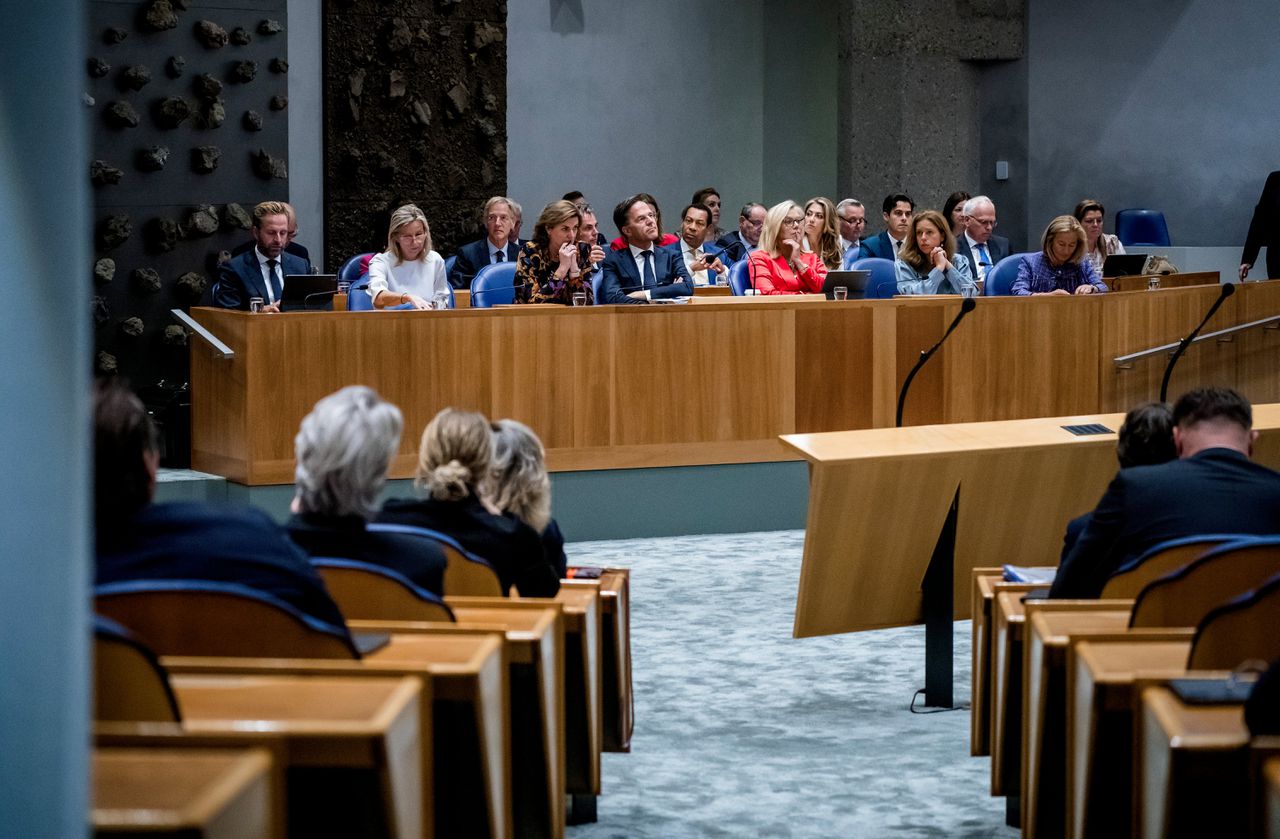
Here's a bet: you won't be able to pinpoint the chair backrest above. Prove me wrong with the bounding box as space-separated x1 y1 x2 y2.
727 260 751 295
984 253 1027 296
470 261 519 308
93 615 182 723
338 252 374 284
94 580 359 659
1130 537 1280 628
591 272 604 302
312 557 456 622
1115 209 1171 247
1188 571 1280 669
444 254 457 278
1100 534 1245 598
367 523 504 596
850 257 897 299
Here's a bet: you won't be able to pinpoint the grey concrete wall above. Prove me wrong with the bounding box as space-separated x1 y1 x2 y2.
288 0 325 267
0 3 91 833
1026 0 1280 249
507 0 766 237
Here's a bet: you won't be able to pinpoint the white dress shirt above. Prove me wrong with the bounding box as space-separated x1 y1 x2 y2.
255 248 281 303
965 233 993 282
680 239 711 285
366 250 449 303
628 243 658 301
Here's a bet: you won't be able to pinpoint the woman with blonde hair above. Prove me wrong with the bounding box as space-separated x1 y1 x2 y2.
1011 215 1109 296
378 407 559 596
514 200 598 305
1073 198 1126 275
487 419 567 577
802 197 843 270
367 204 450 309
895 210 976 295
745 200 828 294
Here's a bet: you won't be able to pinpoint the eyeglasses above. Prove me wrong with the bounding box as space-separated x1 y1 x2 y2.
841 216 866 225
782 217 804 227
972 218 998 229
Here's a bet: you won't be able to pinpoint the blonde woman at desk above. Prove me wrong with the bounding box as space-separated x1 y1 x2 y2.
367 204 449 309
895 210 976 295
746 200 828 295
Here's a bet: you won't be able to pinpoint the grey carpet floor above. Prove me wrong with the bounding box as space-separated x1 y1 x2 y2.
564 529 1016 838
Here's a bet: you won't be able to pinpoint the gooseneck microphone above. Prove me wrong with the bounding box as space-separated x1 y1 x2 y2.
1159 282 1236 402
896 297 977 427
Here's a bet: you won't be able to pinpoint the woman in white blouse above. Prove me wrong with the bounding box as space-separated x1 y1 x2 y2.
367 204 449 309
1073 198 1126 275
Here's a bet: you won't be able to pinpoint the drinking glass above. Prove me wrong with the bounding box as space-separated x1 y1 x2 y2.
833 286 848 301
249 297 264 313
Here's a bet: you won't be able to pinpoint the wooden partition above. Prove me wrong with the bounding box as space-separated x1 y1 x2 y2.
190 279 1280 485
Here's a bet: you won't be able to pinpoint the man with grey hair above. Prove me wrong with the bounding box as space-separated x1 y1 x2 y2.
449 195 524 289
714 202 766 262
836 198 867 267
955 195 1010 286
287 386 446 595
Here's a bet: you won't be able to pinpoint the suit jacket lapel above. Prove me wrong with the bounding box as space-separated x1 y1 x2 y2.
243 251 270 299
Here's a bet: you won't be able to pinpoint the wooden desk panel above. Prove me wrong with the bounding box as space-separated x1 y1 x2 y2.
1108 271 1218 292
190 279 1280 484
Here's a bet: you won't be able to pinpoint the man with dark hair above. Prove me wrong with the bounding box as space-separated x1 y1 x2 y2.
94 379 349 631
663 203 727 286
862 193 915 261
716 202 765 261
599 195 693 304
1050 387 1280 599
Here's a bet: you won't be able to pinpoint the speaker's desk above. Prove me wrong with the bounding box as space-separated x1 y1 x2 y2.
188 279 1280 485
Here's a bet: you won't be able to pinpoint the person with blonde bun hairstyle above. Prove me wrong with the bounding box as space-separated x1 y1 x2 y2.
377 408 559 596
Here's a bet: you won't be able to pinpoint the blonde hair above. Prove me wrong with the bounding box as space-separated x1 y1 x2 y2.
898 210 956 275
1041 215 1086 264
386 204 432 266
415 407 491 502
804 197 842 270
486 419 552 533
758 200 802 256
253 200 291 228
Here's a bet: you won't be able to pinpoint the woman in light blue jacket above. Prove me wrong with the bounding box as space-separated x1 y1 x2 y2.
895 209 976 296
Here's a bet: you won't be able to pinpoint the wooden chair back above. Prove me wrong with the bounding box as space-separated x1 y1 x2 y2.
313 558 456 622
1131 540 1280 628
1100 535 1240 598
93 616 182 723
95 581 359 660
1188 571 1280 669
367 523 505 597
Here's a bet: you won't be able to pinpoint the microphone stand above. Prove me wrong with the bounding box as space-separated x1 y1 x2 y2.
1158 282 1235 402
896 297 977 427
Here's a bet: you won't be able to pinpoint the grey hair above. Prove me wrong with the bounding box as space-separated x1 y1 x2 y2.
835 198 863 213
294 386 403 518
487 419 552 533
962 195 994 216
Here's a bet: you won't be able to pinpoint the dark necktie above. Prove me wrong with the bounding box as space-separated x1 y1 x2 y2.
266 258 282 301
641 250 656 290
494 249 504 264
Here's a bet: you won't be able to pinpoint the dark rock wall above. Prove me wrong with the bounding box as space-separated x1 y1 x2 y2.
323 0 507 268
89 0 289 384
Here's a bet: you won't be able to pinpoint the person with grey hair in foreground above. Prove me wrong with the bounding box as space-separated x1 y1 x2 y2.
488 419 568 578
287 385 447 595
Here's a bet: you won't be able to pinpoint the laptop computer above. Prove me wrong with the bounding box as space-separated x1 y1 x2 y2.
281 274 338 311
821 269 872 300
1101 254 1150 278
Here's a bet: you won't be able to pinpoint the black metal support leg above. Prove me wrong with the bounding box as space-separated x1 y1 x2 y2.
922 489 959 708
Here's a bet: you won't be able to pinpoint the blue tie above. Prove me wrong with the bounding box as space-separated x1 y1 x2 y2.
266 258 282 301
641 250 656 290
977 244 991 274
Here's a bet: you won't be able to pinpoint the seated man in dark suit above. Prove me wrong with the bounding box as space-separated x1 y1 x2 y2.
861 193 915 260
1050 387 1280 599
448 195 523 289
565 191 608 247
93 380 348 632
599 194 694 304
287 385 446 595
954 195 1011 286
662 202 728 286
228 200 310 263
1059 401 1177 562
715 202 765 262
213 200 313 311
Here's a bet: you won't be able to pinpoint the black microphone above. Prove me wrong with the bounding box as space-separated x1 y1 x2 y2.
302 289 338 310
896 297 977 427
1158 282 1236 402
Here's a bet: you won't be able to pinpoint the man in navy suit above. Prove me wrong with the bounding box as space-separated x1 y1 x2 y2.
714 202 765 262
599 195 693 304
213 201 312 311
862 193 915 261
954 196 1010 286
92 380 350 633
1049 387 1280 599
662 203 728 286
837 198 868 267
228 201 310 263
448 196 523 289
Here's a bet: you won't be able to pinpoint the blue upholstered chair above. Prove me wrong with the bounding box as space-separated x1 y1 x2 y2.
727 260 752 295
1115 209 1171 247
444 254 457 278
984 253 1028 296
850 257 898 299
310 557 456 622
469 261 519 308
368 522 504 596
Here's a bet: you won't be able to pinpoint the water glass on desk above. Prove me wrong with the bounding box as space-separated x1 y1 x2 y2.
572 291 587 306
833 286 848 301
249 297 264 313
433 291 451 310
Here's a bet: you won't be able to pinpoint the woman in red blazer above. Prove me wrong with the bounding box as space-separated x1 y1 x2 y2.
745 200 828 294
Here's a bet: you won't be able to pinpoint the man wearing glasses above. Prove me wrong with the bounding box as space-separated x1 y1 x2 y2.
836 198 867 267
955 195 1010 286
715 202 766 262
